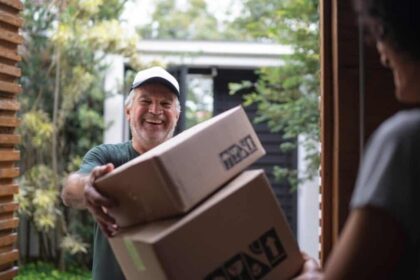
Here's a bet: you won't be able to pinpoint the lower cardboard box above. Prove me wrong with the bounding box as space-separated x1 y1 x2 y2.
110 169 303 280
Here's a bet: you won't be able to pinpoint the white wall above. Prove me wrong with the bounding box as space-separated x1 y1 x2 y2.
297 134 320 261
103 55 125 144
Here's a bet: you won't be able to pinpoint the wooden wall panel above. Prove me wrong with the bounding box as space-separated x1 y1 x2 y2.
0 0 23 278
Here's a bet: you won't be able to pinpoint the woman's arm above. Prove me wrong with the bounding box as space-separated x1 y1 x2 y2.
324 206 406 280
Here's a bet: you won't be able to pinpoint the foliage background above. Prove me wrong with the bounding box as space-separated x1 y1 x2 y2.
17 0 139 271
229 0 320 187
15 262 91 280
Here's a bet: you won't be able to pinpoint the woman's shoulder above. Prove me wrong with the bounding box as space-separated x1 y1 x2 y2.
374 109 420 142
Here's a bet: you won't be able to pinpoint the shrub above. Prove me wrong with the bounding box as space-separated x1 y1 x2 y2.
15 262 91 280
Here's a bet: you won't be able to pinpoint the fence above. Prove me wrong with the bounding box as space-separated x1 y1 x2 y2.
0 0 23 279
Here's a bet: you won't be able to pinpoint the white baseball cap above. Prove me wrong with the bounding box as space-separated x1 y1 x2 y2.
130 66 180 97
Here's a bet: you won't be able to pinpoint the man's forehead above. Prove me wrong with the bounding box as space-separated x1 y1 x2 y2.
135 87 177 100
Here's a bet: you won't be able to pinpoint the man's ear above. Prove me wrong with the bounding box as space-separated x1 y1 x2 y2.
125 106 131 122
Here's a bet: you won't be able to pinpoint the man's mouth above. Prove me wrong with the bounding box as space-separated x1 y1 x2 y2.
144 119 164 125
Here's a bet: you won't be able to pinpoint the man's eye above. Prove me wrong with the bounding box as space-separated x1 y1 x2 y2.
139 99 151 104
161 102 171 108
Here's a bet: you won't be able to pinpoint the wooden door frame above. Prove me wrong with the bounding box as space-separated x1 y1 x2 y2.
320 0 362 264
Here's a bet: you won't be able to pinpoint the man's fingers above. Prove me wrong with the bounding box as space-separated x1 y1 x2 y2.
84 183 116 208
98 221 118 238
98 222 111 237
84 164 119 237
87 204 116 225
86 164 117 207
91 164 114 181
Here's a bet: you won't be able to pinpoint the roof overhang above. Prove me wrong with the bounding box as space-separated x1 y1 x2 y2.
135 40 292 69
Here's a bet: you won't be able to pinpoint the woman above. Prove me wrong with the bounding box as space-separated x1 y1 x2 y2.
295 0 420 278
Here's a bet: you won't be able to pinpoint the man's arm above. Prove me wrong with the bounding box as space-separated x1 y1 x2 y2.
61 163 119 237
62 172 89 209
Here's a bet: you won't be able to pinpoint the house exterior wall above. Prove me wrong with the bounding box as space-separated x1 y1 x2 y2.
213 68 298 236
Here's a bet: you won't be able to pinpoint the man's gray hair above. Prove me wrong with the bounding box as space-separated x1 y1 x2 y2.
125 88 181 113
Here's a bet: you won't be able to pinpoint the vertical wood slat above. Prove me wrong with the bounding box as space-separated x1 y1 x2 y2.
320 0 361 263
319 0 333 265
333 3 362 247
0 0 23 278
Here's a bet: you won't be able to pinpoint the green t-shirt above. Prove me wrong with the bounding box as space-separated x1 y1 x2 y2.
79 141 140 280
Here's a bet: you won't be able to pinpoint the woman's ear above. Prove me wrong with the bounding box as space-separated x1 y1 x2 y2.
376 41 391 68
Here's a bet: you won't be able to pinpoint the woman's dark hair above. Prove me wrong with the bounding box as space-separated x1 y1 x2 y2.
354 0 420 60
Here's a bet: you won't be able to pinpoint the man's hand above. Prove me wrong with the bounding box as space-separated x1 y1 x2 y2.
84 163 119 237
292 252 323 280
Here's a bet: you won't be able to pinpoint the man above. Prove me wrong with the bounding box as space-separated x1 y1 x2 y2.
61 66 181 280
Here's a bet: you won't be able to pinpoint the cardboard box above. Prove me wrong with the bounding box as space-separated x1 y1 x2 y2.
96 106 266 227
110 170 303 280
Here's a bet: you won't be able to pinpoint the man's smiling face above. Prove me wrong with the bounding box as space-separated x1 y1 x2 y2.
125 83 180 153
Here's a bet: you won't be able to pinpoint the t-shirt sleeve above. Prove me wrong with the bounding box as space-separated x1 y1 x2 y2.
78 146 108 174
350 115 420 243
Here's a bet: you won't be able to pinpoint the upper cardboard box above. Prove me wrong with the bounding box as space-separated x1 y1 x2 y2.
96 106 266 227
110 170 303 280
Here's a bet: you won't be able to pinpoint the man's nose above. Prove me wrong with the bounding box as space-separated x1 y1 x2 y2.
148 102 162 114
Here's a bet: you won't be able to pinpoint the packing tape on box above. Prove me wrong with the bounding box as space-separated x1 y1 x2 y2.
124 239 146 271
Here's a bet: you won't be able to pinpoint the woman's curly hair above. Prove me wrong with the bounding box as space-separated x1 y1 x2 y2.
354 0 420 60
